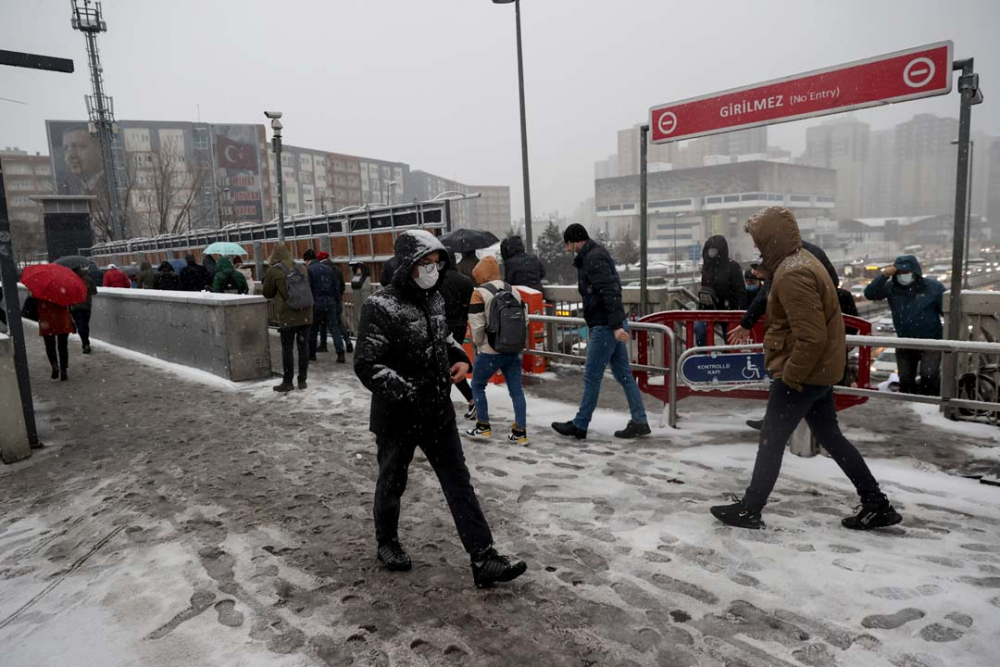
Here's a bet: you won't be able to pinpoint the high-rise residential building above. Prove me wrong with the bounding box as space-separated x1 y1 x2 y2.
0 148 55 262
470 185 512 239
894 113 960 217
863 129 896 217
799 118 870 219
612 125 768 177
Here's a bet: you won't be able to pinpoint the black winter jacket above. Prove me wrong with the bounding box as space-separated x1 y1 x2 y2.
180 262 210 292
438 266 475 331
574 240 626 329
153 262 182 291
740 240 841 330
699 235 745 310
501 236 545 291
307 261 339 309
355 230 470 437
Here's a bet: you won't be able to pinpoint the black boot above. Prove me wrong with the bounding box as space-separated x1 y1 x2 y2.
51 365 59 380
471 546 527 588
614 420 651 439
377 538 412 572
336 353 346 364
59 369 68 382
298 379 308 390
746 418 764 430
317 344 329 353
842 502 902 530
710 500 764 530
551 421 587 440
345 341 354 353
82 344 91 355
273 382 295 393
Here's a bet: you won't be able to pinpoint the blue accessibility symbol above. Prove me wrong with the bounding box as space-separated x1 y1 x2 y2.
681 352 770 386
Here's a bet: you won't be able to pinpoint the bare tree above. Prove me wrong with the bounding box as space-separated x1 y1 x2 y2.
90 155 137 243
135 146 211 238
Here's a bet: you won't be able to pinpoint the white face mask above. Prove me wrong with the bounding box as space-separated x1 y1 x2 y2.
897 273 915 286
414 264 440 290
707 248 719 259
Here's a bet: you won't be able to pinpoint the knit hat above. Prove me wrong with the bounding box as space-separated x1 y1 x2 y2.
303 249 317 261
563 223 589 244
317 251 330 261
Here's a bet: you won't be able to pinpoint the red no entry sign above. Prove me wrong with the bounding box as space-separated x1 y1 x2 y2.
650 41 953 144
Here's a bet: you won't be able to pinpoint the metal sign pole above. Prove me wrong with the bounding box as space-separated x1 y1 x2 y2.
639 124 649 315
942 58 982 415
0 170 40 457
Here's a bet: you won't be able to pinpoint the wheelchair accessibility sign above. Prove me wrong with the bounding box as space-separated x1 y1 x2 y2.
680 351 770 388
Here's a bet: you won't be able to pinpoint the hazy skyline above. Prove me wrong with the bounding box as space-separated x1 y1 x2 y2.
2 0 998 219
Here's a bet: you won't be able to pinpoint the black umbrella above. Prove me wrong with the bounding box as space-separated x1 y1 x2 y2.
439 229 500 254
54 255 94 270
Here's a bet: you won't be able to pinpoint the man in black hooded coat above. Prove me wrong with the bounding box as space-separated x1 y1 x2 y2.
500 236 545 292
695 235 746 345
354 230 527 588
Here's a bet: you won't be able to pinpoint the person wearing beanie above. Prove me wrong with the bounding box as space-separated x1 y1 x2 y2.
465 256 529 445
303 248 345 363
551 224 651 440
317 250 353 354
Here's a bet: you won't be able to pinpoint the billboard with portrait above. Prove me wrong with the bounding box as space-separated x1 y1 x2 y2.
46 120 106 198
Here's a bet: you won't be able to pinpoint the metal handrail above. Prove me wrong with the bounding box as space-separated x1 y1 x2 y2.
678 336 1000 413
526 314 678 428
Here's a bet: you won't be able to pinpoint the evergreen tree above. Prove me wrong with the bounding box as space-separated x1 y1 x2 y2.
614 229 640 270
536 220 575 284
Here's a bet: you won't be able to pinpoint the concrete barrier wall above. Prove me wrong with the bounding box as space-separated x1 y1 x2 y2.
0 333 31 463
18 285 272 382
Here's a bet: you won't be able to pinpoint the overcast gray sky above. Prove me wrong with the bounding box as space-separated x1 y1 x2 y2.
2 0 998 218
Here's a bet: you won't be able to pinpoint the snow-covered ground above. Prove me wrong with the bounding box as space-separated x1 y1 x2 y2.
1 333 999 667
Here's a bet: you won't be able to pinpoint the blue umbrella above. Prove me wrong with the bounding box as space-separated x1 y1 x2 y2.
168 259 187 274
204 241 248 256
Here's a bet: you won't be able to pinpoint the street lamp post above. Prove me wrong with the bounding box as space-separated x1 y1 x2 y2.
493 0 533 251
265 111 285 242
952 139 975 288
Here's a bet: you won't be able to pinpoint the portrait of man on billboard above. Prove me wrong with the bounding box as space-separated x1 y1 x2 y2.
48 122 106 196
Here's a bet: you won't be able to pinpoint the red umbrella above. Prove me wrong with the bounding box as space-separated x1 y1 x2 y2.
20 264 88 307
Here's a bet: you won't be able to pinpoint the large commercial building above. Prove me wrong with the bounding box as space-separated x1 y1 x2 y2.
0 148 55 262
595 160 837 263
610 125 768 178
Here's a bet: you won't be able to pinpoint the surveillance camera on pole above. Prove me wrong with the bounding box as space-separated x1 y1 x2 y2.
263 111 282 119
265 110 286 241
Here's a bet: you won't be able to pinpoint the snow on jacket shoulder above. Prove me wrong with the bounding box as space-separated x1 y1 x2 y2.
354 230 470 436
469 256 521 354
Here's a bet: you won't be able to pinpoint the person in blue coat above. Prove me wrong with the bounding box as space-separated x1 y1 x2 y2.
304 249 345 363
864 255 945 396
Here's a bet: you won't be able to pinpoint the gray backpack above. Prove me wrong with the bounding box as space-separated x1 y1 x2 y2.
484 283 527 354
280 263 314 311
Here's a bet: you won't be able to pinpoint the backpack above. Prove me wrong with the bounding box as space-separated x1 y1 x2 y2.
483 282 527 354
279 263 314 311
697 285 719 310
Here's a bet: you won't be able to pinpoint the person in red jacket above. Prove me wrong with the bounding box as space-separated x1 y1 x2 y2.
38 299 75 381
102 264 131 289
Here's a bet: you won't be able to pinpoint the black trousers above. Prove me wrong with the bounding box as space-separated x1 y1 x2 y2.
743 380 887 511
44 334 69 370
70 309 91 347
450 325 474 403
279 325 310 384
897 349 941 396
374 425 493 554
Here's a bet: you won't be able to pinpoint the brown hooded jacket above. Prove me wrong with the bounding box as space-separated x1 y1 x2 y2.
745 207 844 390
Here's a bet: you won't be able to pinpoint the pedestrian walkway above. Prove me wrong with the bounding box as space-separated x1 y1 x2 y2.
1 332 998 667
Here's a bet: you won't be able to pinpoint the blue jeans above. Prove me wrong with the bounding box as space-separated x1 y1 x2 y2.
694 320 729 347
573 325 648 430
470 352 527 429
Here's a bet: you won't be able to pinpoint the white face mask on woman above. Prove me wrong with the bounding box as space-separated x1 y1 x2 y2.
897 273 915 286
414 264 440 290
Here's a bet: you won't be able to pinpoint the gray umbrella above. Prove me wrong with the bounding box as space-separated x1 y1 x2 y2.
54 255 94 270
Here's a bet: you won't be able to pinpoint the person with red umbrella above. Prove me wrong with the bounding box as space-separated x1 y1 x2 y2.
20 264 88 381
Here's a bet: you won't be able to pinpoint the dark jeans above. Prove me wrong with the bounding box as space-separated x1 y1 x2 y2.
897 349 941 396
311 305 343 355
574 324 648 430
280 325 310 384
374 426 493 554
743 380 887 510
450 325 473 403
44 334 69 370
70 309 91 348
694 321 729 347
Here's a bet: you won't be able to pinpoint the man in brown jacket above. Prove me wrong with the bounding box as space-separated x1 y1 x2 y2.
711 207 901 531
